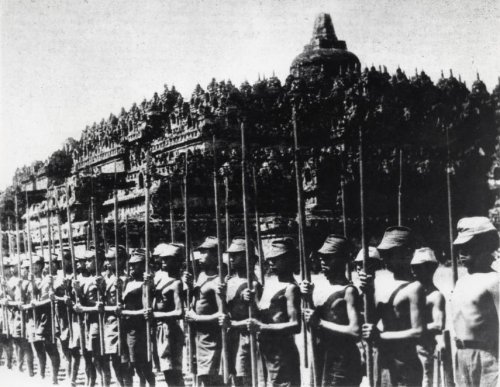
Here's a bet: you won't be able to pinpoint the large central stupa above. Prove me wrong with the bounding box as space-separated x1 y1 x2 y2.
290 13 360 81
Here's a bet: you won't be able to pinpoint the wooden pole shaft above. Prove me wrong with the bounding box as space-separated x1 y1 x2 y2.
65 181 87 351
212 135 230 383
240 119 258 387
252 167 265 286
359 126 374 387
446 126 457 285
46 200 56 343
144 167 152 362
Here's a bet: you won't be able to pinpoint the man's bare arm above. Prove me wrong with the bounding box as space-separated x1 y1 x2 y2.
318 285 361 338
428 291 445 333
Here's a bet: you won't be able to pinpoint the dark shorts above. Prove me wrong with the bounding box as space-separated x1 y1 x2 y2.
259 334 301 387
125 318 149 363
376 343 422 387
317 338 363 387
455 348 498 387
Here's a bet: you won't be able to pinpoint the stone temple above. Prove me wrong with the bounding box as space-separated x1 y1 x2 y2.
290 13 360 82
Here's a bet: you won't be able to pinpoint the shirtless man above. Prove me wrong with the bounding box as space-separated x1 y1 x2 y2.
451 217 499 386
152 243 185 386
410 247 445 387
220 237 261 387
185 236 224 387
361 226 426 387
0 257 14 370
103 246 133 387
301 235 363 386
8 257 34 376
121 249 156 387
73 249 106 387
24 254 60 384
247 237 301 387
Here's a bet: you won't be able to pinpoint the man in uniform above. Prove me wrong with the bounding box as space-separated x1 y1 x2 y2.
300 235 363 386
221 237 261 387
410 247 445 387
247 237 302 387
184 236 224 387
152 243 185 386
361 226 426 387
451 217 499 386
103 246 133 387
121 249 156 387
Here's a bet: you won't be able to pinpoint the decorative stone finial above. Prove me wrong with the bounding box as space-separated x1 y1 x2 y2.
311 13 338 48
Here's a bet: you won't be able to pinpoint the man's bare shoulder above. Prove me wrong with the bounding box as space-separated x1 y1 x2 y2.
400 280 425 299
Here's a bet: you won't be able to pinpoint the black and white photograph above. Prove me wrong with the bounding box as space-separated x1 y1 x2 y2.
0 1 499 386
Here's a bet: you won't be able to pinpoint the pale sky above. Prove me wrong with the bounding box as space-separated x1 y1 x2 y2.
1 0 499 190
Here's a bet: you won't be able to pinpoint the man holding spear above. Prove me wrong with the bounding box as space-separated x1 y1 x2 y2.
219 237 261 387
300 235 363 387
361 226 426 387
103 246 133 387
185 236 225 387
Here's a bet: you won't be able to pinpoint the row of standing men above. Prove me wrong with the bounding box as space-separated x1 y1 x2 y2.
0 216 498 387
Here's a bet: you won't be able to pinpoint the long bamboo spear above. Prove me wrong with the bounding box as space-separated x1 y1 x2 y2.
224 176 230 250
398 148 403 226
340 163 352 281
446 125 457 285
7 218 13 257
65 180 87 351
101 215 108 254
90 176 106 355
292 104 317 377
169 182 175 243
0 228 9 337
212 135 230 383
252 167 265 285
46 198 57 343
25 191 37 340
113 165 122 355
183 154 197 385
14 190 26 339
125 215 130 276
359 125 374 387
240 118 258 387
56 202 73 342
144 153 152 362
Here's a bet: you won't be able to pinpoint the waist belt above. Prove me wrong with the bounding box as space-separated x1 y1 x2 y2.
455 339 498 351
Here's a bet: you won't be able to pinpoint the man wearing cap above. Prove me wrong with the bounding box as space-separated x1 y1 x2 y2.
219 237 261 387
0 257 14 370
8 258 34 376
65 249 88 387
152 243 185 386
23 254 61 384
300 235 363 386
184 236 225 387
451 217 499 386
73 249 106 387
121 248 156 386
246 237 301 387
361 226 426 387
102 246 133 387
410 247 445 387
51 249 74 384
